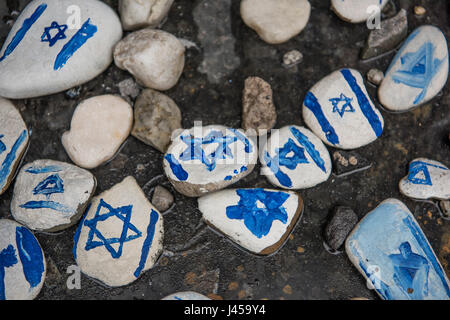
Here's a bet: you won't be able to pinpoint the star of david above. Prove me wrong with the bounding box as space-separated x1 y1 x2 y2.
179 130 237 171
330 93 355 117
32 174 64 197
84 199 142 259
41 21 68 47
407 161 448 186
392 42 445 105
226 189 289 238
0 135 5 155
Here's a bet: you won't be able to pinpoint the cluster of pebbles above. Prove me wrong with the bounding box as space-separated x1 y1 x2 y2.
0 0 449 300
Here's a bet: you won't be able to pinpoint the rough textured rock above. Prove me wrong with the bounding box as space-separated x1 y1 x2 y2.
62 95 133 169
242 77 277 135
11 160 96 232
361 9 408 60
132 89 182 153
198 189 303 255
73 176 164 287
331 0 389 24
324 206 358 251
0 98 29 195
260 125 332 189
240 0 311 44
163 125 258 197
119 0 174 31
0 219 46 300
332 150 372 177
379 25 449 111
151 185 174 212
303 68 384 150
0 0 122 99
114 29 185 91
283 50 303 67
367 69 384 85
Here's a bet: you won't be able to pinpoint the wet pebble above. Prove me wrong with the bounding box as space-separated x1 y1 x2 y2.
324 206 359 251
151 185 174 212
119 0 174 31
62 95 133 169
114 29 185 91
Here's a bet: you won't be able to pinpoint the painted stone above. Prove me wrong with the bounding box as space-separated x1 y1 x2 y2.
399 158 450 200
0 0 122 99
162 291 210 300
379 26 449 112
240 0 311 44
62 95 133 169
163 125 258 197
11 160 96 232
198 188 303 255
260 125 332 189
0 219 46 300
302 68 384 150
0 98 29 195
119 0 174 31
73 176 164 287
331 0 389 24
346 198 450 300
131 89 182 153
114 29 185 91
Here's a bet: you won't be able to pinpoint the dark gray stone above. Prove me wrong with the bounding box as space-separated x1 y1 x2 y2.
324 206 359 251
332 151 372 177
361 9 408 60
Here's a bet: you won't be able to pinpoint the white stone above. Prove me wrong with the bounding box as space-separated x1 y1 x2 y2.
240 0 311 44
198 188 303 255
399 158 450 200
73 176 164 287
260 125 332 189
62 95 133 169
302 68 385 150
0 0 122 99
0 98 29 195
119 0 174 31
163 125 258 197
378 26 449 112
0 219 46 300
331 0 389 23
11 160 96 232
162 291 211 300
114 29 185 91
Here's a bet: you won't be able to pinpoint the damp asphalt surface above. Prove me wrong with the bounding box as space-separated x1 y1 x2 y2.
0 0 449 300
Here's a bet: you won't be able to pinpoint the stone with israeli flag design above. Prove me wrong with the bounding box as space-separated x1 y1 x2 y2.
73 176 164 287
399 158 450 200
302 68 384 150
198 188 303 255
0 219 46 300
11 159 97 232
0 98 29 196
260 125 331 189
346 198 450 300
331 0 389 24
163 125 258 197
0 0 122 99
378 26 449 112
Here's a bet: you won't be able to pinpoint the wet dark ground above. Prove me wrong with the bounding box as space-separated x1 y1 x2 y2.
0 0 449 300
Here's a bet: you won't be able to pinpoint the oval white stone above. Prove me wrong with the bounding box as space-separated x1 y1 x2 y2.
260 125 332 189
378 26 449 112
331 0 389 23
119 0 174 31
11 159 96 232
62 95 133 169
162 291 211 300
302 68 384 150
0 0 122 99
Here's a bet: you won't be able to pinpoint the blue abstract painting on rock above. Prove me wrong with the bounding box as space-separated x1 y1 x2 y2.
346 199 450 300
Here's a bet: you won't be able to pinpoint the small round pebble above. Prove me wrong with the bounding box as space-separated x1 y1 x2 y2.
367 69 384 86
414 6 426 16
283 50 303 67
151 185 174 212
114 29 185 91
119 0 174 31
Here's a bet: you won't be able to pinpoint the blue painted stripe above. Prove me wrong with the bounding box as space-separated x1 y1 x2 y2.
0 4 47 62
133 209 159 278
341 69 383 138
73 203 91 261
403 215 450 297
0 245 18 300
164 154 188 181
15 226 44 289
290 126 326 173
25 165 62 174
20 201 73 214
54 18 97 70
304 92 340 145
0 130 28 191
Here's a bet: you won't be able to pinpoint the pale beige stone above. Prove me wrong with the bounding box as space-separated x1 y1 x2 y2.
119 0 174 31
